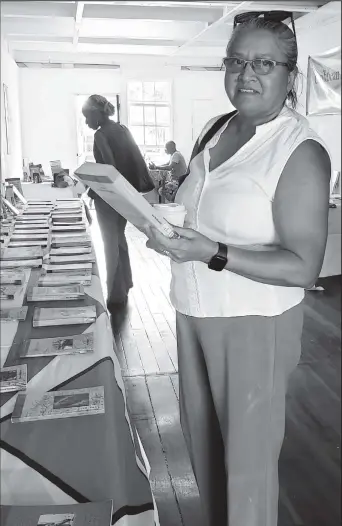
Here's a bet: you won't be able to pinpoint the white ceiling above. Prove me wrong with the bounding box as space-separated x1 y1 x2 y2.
0 1 334 67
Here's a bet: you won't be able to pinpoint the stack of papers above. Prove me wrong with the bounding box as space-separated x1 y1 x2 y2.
20 332 94 357
33 305 96 326
0 364 27 393
0 306 28 321
11 386 105 422
27 285 85 302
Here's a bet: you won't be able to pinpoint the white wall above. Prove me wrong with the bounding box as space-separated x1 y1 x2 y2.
19 64 231 174
1 37 23 181
296 1 341 170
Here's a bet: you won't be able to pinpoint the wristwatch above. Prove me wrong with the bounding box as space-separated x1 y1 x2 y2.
208 242 228 271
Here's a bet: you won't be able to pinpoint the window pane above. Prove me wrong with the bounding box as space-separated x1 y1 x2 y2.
130 126 144 145
129 105 144 125
156 106 170 126
143 82 155 102
128 81 143 101
144 106 156 125
145 126 157 146
156 127 170 146
154 82 170 101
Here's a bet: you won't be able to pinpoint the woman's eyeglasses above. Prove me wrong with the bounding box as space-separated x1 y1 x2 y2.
223 57 289 75
233 10 297 39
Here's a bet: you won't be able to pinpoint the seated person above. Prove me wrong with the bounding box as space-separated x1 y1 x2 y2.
149 141 187 201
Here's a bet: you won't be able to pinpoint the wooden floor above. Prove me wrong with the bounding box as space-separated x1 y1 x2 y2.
93 218 341 526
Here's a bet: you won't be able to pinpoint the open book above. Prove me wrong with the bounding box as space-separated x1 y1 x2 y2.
74 162 179 238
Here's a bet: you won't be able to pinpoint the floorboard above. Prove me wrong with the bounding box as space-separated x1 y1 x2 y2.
92 215 341 526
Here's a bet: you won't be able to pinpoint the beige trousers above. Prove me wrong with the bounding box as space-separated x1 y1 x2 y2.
176 303 303 526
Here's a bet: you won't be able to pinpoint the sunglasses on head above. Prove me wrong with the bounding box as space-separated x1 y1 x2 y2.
233 10 296 39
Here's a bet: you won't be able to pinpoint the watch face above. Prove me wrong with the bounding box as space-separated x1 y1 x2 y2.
208 255 226 271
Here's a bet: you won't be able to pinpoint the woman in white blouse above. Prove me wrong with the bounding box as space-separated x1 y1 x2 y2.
143 12 331 526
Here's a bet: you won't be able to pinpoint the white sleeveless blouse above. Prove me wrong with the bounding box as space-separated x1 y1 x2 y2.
170 106 330 318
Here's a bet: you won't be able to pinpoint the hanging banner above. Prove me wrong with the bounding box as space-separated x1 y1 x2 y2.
306 47 341 116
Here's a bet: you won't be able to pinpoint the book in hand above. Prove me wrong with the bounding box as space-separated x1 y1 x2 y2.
74 161 178 238
0 364 27 393
1 246 43 260
0 258 43 269
49 254 95 264
27 285 85 302
50 246 92 256
20 332 94 357
42 262 92 273
51 236 91 248
0 285 22 300
0 270 25 285
33 305 96 327
11 386 105 423
0 306 28 321
0 500 113 525
38 273 92 287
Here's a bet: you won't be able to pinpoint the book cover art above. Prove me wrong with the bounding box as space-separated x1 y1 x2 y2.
0 270 24 284
0 306 28 321
11 386 105 422
37 514 74 525
21 333 94 357
27 285 85 302
0 364 27 393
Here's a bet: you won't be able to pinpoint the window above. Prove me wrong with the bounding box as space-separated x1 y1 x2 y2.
127 81 171 161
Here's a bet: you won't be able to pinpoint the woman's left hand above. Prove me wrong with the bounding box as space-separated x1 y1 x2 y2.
144 225 218 264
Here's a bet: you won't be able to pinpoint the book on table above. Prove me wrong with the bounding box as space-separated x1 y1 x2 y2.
11 385 105 423
13 223 49 230
0 258 43 269
0 306 28 321
22 209 51 215
27 285 85 301
9 240 48 247
49 254 95 264
20 332 94 357
16 215 50 221
74 161 179 238
52 224 86 232
0 364 27 393
0 500 113 525
1 246 43 260
10 233 48 241
0 270 25 284
33 305 96 327
51 236 91 248
38 273 92 287
52 216 83 223
42 262 92 273
49 245 92 256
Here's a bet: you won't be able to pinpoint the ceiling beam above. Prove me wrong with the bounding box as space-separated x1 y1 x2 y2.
170 1 250 57
0 1 75 18
73 2 84 48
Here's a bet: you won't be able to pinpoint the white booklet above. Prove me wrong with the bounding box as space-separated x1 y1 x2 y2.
43 262 92 273
27 285 85 302
0 364 27 393
49 254 95 264
20 333 94 357
0 306 28 321
12 386 105 423
74 162 178 238
0 270 25 284
0 500 113 526
1 246 43 260
33 305 96 327
38 273 92 287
